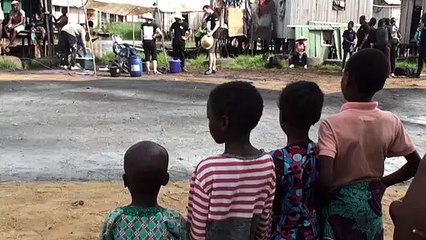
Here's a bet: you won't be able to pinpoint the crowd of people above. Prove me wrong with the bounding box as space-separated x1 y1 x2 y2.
340 15 401 77
140 5 220 76
0 1 69 56
99 48 424 240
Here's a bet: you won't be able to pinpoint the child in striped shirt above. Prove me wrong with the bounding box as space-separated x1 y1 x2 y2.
187 81 276 240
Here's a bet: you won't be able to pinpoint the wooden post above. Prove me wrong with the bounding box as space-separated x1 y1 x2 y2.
82 0 97 76
132 15 135 48
44 0 53 56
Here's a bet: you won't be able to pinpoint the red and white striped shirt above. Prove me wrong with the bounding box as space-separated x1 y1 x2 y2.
187 153 276 240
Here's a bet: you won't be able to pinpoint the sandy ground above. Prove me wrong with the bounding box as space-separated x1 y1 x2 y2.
0 69 424 239
0 181 405 240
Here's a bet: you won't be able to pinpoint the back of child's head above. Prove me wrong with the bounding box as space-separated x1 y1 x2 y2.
378 19 385 27
208 81 263 140
279 81 324 129
369 17 377 26
123 141 169 196
345 48 388 98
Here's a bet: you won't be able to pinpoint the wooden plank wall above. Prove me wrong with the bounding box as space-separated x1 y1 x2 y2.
284 0 373 39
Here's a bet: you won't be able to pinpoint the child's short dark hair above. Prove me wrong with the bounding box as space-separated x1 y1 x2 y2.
208 81 263 134
345 48 388 97
279 81 324 128
202 5 211 10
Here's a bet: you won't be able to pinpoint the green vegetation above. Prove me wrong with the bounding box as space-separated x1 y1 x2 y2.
316 63 341 72
105 23 141 40
396 59 418 70
96 52 116 65
0 59 22 70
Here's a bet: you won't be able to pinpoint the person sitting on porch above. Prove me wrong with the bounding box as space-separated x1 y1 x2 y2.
53 7 68 31
32 7 47 58
58 23 86 70
289 36 308 69
5 1 25 48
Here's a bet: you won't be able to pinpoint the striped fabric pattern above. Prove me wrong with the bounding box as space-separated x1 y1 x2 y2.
187 154 276 240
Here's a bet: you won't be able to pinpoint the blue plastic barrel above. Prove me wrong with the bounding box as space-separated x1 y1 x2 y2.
129 55 143 77
169 58 182 73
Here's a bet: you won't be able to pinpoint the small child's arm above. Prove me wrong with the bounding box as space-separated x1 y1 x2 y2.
187 170 210 240
318 120 337 190
99 212 116 240
382 116 421 187
382 151 421 187
256 172 276 239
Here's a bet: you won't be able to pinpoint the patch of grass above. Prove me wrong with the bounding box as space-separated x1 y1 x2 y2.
226 55 265 69
0 59 21 70
96 52 115 65
187 55 208 70
106 23 141 40
316 63 341 72
396 59 417 69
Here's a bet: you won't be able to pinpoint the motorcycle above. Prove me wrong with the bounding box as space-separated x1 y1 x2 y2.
111 35 137 74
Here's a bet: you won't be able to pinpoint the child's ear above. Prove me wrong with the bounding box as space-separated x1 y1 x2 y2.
122 174 128 188
221 115 229 129
162 172 170 186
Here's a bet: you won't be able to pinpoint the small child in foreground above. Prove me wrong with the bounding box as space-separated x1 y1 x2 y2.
100 141 187 240
270 81 324 240
318 48 421 240
187 81 276 240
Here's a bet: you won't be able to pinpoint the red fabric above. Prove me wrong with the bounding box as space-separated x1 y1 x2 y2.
259 0 270 17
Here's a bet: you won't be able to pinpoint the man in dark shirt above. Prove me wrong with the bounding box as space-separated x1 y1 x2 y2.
356 15 370 50
415 14 426 78
141 13 163 74
170 12 191 72
202 5 220 75
342 21 356 70
367 17 377 48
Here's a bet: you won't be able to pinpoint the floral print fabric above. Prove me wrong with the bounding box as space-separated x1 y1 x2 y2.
270 142 320 240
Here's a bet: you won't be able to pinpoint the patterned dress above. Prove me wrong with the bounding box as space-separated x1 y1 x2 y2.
270 142 320 240
322 180 384 240
100 206 187 240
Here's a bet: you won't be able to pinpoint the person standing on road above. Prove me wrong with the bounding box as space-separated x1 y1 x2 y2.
390 18 401 77
415 14 426 78
141 13 163 74
202 5 220 75
170 12 191 72
342 21 357 70
356 15 370 50
0 5 4 55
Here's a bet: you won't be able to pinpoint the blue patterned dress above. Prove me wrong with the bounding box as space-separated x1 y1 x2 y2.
270 142 320 240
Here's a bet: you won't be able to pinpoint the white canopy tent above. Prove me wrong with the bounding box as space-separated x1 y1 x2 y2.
156 0 210 12
85 0 154 16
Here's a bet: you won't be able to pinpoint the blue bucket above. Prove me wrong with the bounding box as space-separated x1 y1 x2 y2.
129 55 143 77
169 58 182 73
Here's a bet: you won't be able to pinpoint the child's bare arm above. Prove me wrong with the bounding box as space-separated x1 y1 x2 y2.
382 151 421 187
318 156 335 190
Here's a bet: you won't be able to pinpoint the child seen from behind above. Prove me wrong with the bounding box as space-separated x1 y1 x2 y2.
100 141 187 240
270 81 324 240
318 49 421 240
187 81 276 240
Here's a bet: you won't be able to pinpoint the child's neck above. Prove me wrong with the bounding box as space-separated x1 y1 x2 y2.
224 134 259 157
286 127 311 146
130 194 158 208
